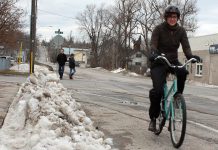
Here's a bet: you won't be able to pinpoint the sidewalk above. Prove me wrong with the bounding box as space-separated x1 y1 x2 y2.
0 81 20 127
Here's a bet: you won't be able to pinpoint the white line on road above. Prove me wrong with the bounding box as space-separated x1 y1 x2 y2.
188 120 218 134
75 90 218 135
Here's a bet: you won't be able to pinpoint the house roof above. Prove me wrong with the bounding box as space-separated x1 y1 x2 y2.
179 33 218 52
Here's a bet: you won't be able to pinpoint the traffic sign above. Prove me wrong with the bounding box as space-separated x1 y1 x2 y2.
55 29 63 34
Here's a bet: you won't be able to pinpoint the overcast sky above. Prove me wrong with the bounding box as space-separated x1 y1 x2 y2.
16 0 218 41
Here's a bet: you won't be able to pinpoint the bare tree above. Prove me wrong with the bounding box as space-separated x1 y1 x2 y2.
0 0 24 51
76 4 106 67
179 0 198 32
104 0 141 69
75 0 198 70
137 0 159 54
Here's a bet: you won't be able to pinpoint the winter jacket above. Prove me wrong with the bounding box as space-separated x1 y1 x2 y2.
57 53 67 66
69 57 75 68
150 22 193 62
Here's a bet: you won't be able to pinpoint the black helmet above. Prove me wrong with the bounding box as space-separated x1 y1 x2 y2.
164 5 180 19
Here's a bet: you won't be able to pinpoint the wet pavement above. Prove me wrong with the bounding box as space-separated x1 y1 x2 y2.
0 80 22 127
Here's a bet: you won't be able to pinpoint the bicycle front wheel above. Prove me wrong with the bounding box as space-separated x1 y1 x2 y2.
170 94 187 148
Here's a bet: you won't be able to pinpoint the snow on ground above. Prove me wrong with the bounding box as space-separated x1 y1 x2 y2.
93 67 109 72
111 68 126 73
0 64 115 150
111 68 139 77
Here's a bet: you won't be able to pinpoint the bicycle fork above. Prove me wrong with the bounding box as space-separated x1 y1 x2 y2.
163 80 177 130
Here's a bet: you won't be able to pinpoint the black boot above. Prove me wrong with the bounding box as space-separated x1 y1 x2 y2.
148 118 156 132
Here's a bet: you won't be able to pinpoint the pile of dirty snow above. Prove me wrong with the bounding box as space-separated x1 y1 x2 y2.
0 69 114 150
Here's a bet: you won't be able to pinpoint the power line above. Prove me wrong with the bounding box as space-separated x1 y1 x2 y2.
38 9 76 20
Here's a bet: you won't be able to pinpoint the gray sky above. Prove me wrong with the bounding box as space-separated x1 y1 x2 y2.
17 0 218 41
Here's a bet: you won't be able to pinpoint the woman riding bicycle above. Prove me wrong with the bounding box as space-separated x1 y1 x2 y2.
148 5 201 132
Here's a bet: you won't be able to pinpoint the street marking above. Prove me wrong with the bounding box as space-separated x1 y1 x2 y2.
188 120 218 134
75 90 218 134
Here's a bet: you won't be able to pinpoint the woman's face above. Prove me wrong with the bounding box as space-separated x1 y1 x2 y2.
166 13 178 26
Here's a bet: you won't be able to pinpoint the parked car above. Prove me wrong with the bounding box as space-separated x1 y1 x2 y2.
0 56 15 66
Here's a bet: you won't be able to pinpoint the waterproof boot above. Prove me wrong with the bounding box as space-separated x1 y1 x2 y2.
148 118 156 132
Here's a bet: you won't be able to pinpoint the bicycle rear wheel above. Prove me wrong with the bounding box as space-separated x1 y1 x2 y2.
170 94 186 148
155 99 166 135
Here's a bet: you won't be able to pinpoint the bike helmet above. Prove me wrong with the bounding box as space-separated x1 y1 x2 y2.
164 5 180 19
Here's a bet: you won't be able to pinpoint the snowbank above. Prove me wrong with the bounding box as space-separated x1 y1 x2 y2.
0 68 114 150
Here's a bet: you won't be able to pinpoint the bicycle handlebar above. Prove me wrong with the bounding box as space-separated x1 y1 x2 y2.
154 55 197 69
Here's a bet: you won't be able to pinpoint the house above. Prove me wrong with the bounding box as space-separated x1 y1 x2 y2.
178 33 218 85
63 47 91 67
126 36 148 74
74 49 91 66
128 50 148 74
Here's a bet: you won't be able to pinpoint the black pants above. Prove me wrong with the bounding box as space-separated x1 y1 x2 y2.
149 61 188 119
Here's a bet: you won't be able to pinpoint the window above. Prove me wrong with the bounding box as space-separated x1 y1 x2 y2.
195 59 203 76
136 53 142 58
135 62 141 66
209 44 218 54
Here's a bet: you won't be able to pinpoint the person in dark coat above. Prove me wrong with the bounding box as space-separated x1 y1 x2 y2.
148 5 201 132
56 49 67 79
69 53 76 79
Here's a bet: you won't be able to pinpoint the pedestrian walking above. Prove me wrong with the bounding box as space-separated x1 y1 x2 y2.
56 49 67 79
69 53 76 79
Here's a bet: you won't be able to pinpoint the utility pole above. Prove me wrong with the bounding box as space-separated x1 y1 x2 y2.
30 0 37 74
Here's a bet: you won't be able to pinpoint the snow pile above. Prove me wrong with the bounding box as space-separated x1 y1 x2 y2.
0 69 114 150
111 68 139 77
111 68 126 73
128 72 139 77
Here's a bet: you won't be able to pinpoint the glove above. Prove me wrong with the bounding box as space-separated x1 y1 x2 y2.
188 55 201 63
149 52 159 62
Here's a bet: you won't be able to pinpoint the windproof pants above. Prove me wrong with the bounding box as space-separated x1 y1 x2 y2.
149 63 188 119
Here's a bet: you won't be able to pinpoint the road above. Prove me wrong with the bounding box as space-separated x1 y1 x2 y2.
60 67 218 150
2 42 218 149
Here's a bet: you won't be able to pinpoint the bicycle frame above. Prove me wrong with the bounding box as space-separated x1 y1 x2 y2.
154 55 197 148
163 77 177 120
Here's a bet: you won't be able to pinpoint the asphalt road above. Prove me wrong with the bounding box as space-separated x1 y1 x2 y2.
60 67 218 150
1 66 218 149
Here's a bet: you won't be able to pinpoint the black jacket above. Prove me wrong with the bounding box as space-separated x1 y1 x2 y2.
57 53 67 66
150 22 193 62
69 57 75 68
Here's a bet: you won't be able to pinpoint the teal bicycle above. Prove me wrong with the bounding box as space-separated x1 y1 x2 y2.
153 55 196 148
